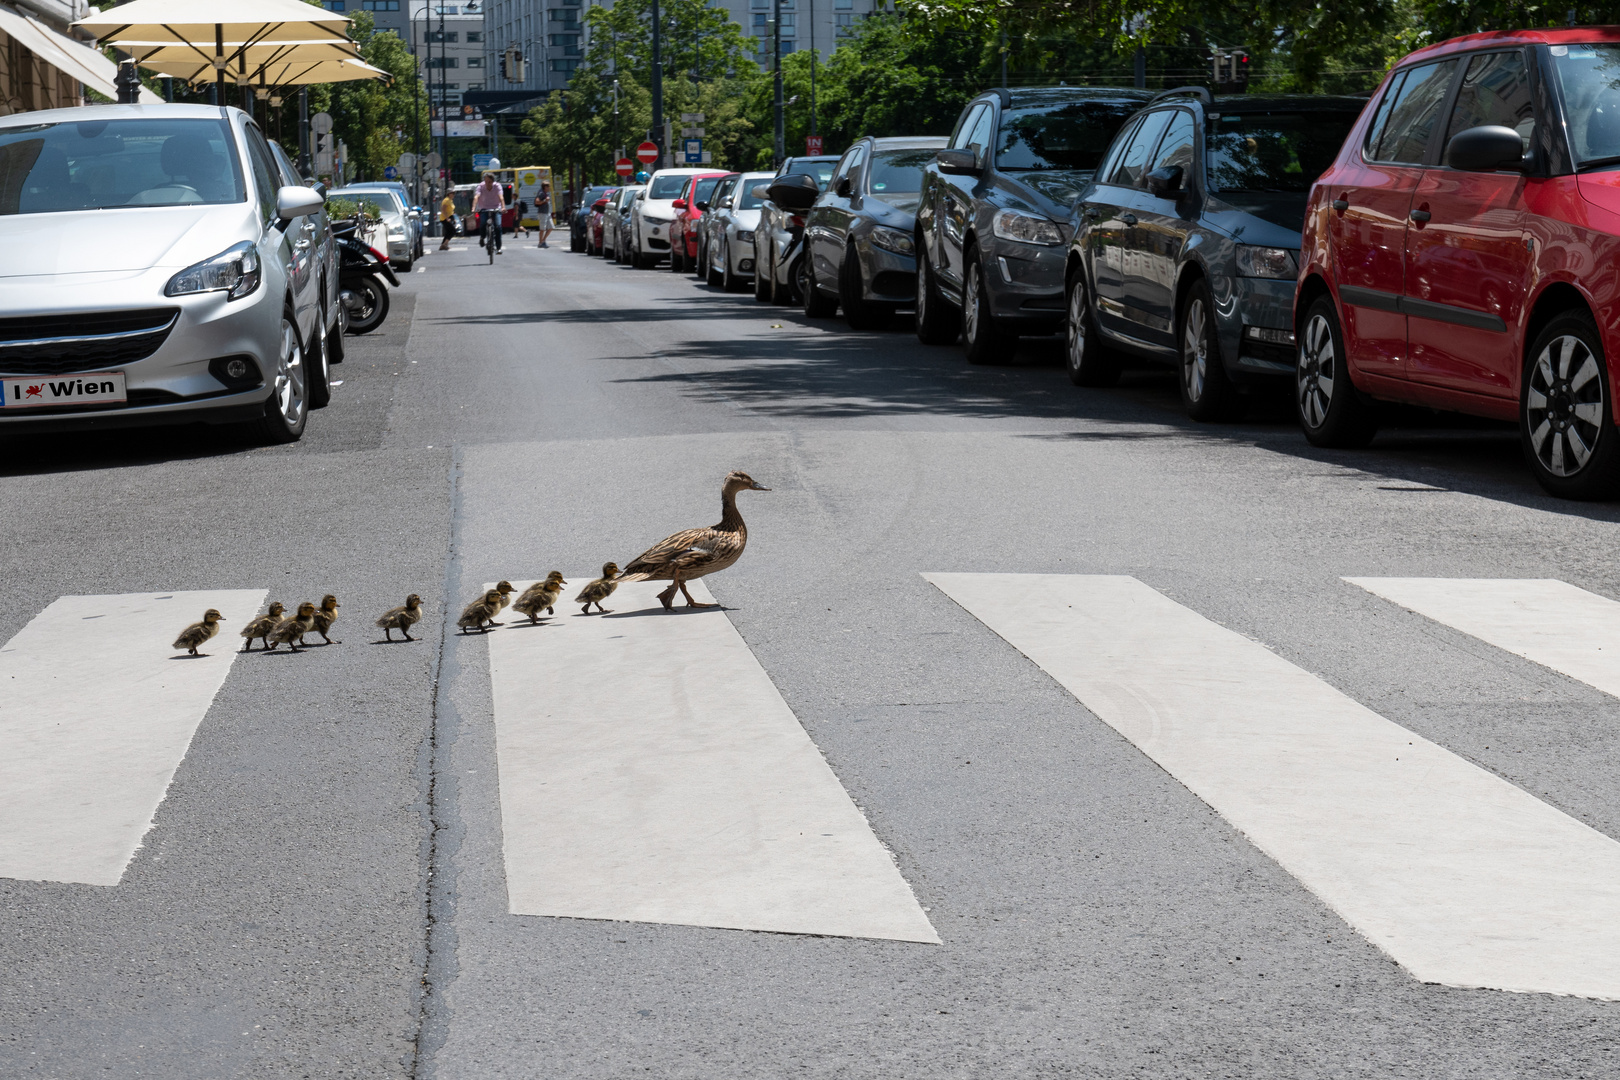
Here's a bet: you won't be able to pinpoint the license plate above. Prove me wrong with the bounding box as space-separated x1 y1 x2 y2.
1 371 127 409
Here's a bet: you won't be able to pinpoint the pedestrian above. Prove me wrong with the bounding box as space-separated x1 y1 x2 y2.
535 182 553 248
438 189 456 250
514 199 530 238
472 171 505 253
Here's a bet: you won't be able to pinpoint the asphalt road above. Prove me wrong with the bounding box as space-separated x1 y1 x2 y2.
4 233 1620 1079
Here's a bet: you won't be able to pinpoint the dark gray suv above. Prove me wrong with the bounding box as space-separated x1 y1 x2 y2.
914 86 1149 362
1063 89 1365 419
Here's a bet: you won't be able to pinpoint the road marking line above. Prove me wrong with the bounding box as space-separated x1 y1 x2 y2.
1348 577 1620 698
926 573 1620 999
0 590 267 886
483 578 938 943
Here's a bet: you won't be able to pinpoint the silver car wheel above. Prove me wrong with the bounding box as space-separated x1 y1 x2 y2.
1297 311 1336 429
275 314 307 427
1182 296 1208 403
964 261 982 343
1527 333 1604 477
1067 276 1088 375
916 255 929 322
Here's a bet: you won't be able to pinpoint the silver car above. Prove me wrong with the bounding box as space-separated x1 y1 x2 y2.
340 180 424 260
330 185 414 271
604 185 642 263
0 103 338 442
703 171 770 293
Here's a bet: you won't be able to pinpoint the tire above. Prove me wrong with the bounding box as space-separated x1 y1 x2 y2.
1178 279 1243 421
571 231 585 253
342 276 389 335
696 238 709 277
962 249 1009 365
723 240 744 293
1520 308 1620 499
801 256 837 317
308 300 332 409
754 241 772 302
840 243 888 330
1297 295 1377 448
707 241 724 287
1064 268 1121 387
251 304 309 444
915 241 959 345
670 239 686 273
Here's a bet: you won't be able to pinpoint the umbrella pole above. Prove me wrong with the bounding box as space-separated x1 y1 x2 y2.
214 24 226 104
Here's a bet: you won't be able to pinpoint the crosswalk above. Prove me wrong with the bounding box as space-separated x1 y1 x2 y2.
5 577 1620 995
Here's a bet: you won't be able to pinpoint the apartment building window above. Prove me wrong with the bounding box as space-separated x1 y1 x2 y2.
750 0 768 7
320 1 345 10
835 0 852 6
466 82 483 90
466 31 483 41
360 0 399 9
549 58 581 72
549 33 578 45
425 29 459 42
427 56 459 68
779 40 796 52
835 11 855 33
549 7 579 22
752 12 767 26
466 55 484 67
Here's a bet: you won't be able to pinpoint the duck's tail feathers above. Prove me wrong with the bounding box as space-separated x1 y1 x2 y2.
613 570 659 583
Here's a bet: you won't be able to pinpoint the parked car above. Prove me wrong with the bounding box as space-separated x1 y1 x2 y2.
266 138 343 400
754 155 840 303
914 86 1149 360
704 171 772 291
330 184 415 271
340 180 424 259
0 103 334 442
669 171 730 273
587 188 617 255
694 172 740 272
571 184 616 252
603 184 642 262
1296 26 1620 498
631 168 717 268
800 135 948 327
1063 89 1364 419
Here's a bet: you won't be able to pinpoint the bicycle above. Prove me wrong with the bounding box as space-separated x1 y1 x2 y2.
478 209 501 264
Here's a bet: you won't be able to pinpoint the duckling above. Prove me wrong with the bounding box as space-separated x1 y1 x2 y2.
376 594 424 641
489 580 516 625
575 562 620 614
266 602 318 652
238 601 285 652
173 608 225 656
458 589 504 633
617 471 770 609
310 594 341 645
513 572 567 623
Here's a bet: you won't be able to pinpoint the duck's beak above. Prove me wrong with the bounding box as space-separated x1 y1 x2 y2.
750 483 771 491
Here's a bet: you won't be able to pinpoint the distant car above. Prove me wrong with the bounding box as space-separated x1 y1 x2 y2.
331 185 416 271
587 189 616 255
603 185 642 261
754 154 840 303
0 103 332 442
915 86 1149 361
704 171 771 292
340 180 423 258
571 184 615 252
695 173 739 271
801 135 948 327
631 168 718 268
668 171 729 274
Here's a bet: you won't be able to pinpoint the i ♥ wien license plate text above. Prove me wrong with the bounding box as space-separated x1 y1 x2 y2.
2 372 127 409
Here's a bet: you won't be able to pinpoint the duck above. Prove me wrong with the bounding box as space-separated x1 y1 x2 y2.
575 562 620 614
173 608 225 655
458 589 504 633
238 602 286 652
266 602 318 652
377 594 424 641
490 580 515 625
617 470 770 610
513 572 567 623
310 594 341 645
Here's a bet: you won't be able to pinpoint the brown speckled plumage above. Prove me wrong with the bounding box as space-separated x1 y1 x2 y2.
575 563 620 614
514 572 567 622
617 471 770 609
239 602 285 651
174 609 225 655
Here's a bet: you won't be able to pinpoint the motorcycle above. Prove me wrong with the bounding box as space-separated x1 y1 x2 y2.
333 218 400 335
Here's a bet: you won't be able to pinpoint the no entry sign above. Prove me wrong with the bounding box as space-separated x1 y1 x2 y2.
616 157 634 177
635 140 659 164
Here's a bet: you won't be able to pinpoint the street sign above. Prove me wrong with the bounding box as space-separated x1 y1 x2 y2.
680 112 705 123
680 127 705 138
615 157 634 177
635 140 659 164
472 153 495 170
683 139 702 164
384 165 398 179
806 134 823 155
310 111 332 135
425 152 442 169
397 152 416 173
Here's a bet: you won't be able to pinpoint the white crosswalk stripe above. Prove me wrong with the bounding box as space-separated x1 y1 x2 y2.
0 590 266 886
927 572 1620 1000
482 577 939 943
1348 577 1620 699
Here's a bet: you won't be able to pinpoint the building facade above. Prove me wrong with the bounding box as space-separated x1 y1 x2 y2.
0 0 119 115
481 0 582 99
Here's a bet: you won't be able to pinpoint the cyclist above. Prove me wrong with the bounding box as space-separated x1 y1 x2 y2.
472 171 506 254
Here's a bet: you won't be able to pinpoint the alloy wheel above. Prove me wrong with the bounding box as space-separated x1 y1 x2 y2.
1182 297 1208 403
916 256 929 323
275 315 307 427
1298 312 1336 429
1527 333 1605 477
964 262 982 344
1067 277 1088 375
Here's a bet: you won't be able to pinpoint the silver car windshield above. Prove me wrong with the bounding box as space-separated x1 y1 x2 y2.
1548 43 1620 167
0 117 245 214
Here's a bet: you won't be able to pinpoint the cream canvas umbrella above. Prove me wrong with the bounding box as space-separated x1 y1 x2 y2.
125 39 365 88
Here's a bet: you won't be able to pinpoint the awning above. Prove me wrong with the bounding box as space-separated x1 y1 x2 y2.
0 6 161 103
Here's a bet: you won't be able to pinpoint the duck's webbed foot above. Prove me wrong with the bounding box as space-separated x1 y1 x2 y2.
656 585 677 611
680 581 717 608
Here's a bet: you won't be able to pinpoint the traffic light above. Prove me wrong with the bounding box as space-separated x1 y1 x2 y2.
1211 48 1250 90
505 47 525 82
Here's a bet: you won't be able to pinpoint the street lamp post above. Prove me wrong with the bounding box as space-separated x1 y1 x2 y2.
650 0 664 168
771 0 783 164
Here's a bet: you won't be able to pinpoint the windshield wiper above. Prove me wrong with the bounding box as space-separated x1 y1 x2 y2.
1578 154 1620 172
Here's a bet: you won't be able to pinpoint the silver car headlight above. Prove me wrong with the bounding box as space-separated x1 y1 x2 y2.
1235 246 1299 279
643 214 672 225
165 241 261 300
736 229 755 243
991 208 1062 246
870 227 914 255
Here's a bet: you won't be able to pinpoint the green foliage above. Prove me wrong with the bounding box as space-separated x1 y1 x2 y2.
326 196 383 220
582 0 760 86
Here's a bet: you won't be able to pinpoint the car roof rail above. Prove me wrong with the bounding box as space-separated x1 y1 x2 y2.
1148 85 1213 106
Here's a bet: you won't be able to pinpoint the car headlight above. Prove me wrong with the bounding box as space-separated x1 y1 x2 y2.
870 227 914 255
1235 246 1299 279
736 229 755 243
643 214 672 225
991 208 1062 246
165 241 261 300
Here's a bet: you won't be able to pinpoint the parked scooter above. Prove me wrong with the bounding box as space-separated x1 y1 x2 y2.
333 218 399 335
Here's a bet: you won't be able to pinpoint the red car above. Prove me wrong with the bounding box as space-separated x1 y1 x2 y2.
588 189 617 255
1297 26 1620 498
668 171 729 274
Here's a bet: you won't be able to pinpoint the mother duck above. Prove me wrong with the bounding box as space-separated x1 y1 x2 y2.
618 470 770 609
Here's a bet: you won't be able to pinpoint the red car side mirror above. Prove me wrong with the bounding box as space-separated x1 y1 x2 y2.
673 198 689 210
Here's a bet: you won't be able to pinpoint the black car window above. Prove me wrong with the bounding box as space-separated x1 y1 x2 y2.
996 99 1144 171
963 108 995 158
951 104 987 150
1094 116 1141 186
649 173 689 198
1109 109 1172 186
242 123 281 221
831 145 861 186
782 158 837 189
1547 43 1620 165
868 148 935 194
737 180 767 210
1366 59 1459 164
1150 110 1196 174
1207 110 1361 192
693 177 722 203
1445 51 1535 150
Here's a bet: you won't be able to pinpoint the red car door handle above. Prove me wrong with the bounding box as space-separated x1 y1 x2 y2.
1331 198 1349 212
1410 208 1431 223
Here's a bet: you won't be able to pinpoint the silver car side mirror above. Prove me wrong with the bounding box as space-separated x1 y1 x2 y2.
276 185 324 223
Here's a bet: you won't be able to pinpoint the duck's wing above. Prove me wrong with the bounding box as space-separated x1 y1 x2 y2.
375 607 404 628
619 527 726 580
